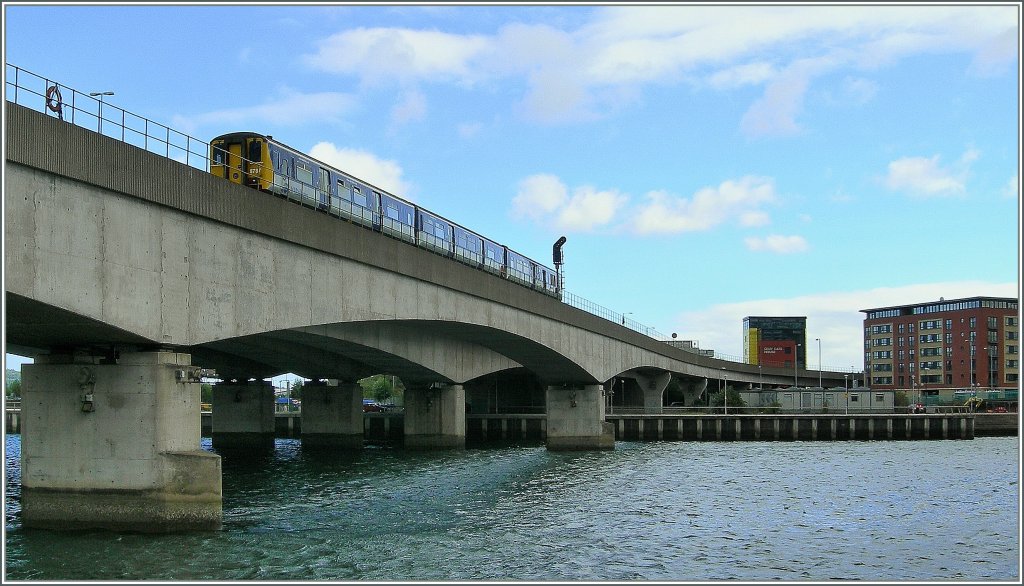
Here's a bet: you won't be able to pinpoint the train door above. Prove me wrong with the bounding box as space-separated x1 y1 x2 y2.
212 140 245 185
317 167 330 211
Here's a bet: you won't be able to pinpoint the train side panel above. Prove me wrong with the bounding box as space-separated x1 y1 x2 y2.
417 209 455 257
380 193 416 243
453 226 483 267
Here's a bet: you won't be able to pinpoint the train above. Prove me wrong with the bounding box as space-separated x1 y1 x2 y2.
209 132 560 298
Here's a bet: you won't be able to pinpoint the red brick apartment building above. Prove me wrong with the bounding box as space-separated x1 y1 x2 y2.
861 296 1019 397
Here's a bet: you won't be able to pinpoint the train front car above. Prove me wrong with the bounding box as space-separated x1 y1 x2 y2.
210 132 273 190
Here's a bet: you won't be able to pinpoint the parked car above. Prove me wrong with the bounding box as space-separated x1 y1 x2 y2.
362 399 383 413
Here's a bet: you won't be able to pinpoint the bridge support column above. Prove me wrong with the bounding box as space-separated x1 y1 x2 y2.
211 380 275 450
546 384 615 451
634 371 672 414
20 351 221 532
301 382 363 449
404 384 466 449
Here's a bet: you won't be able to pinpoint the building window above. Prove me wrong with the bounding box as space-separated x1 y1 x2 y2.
875 394 885 402
1007 317 1018 327
1008 331 1019 340
1008 374 1019 382
851 394 859 402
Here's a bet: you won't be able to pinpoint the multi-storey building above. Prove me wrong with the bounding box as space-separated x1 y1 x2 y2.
743 316 807 369
861 296 1019 398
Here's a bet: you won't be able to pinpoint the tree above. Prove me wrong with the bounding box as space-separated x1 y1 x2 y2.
6 378 21 400
359 375 404 404
200 383 213 404
289 379 304 400
709 387 747 413
894 390 909 407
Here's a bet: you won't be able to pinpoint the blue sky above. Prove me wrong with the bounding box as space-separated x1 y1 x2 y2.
2 2 1020 376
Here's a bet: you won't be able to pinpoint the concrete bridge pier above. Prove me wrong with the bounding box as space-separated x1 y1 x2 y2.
301 381 364 449
211 380 275 450
404 383 466 449
633 371 672 414
19 351 222 532
546 384 615 451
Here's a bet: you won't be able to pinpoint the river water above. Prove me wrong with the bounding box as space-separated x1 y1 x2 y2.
3 434 1020 581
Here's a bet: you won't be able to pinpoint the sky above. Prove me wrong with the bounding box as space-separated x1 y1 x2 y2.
2 2 1021 377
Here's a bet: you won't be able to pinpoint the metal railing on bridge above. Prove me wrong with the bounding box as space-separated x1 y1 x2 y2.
4 63 859 374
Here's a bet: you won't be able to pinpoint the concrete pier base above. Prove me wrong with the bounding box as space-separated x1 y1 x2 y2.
404 384 466 449
546 384 615 451
301 382 364 449
20 351 221 532
211 381 276 450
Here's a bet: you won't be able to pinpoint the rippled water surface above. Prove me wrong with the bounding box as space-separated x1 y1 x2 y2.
4 435 1020 581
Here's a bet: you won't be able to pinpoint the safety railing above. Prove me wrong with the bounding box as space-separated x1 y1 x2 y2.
8 64 863 370
5 63 212 171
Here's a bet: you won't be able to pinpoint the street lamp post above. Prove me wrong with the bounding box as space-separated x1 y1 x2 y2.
844 374 849 415
816 337 822 409
722 368 728 415
816 338 822 388
793 343 801 388
89 91 114 134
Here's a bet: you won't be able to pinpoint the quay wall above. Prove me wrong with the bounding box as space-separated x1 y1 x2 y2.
7 410 1016 441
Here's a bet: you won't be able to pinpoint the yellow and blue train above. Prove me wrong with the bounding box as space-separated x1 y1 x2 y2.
210 132 560 297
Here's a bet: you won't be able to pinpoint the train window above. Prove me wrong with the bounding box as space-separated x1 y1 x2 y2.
337 179 350 200
352 186 367 207
386 201 400 220
435 223 447 239
296 162 313 185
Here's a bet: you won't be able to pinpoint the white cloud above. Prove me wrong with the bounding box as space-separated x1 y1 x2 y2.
299 5 1016 126
558 186 628 232
457 122 483 139
307 142 412 199
512 174 568 220
304 27 489 84
511 174 626 232
841 76 879 104
708 62 778 89
739 211 771 227
883 152 973 197
744 234 809 254
674 280 1018 369
390 89 427 127
172 90 355 134
1003 174 1019 199
631 176 777 234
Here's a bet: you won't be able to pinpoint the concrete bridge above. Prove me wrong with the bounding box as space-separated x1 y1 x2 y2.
5 102 851 531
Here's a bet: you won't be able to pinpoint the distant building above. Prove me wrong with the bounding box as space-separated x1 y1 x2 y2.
743 316 807 368
665 340 715 357
861 296 1019 397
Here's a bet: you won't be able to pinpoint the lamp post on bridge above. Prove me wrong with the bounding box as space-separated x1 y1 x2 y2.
816 337 822 410
89 91 114 134
844 374 849 415
722 367 728 415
